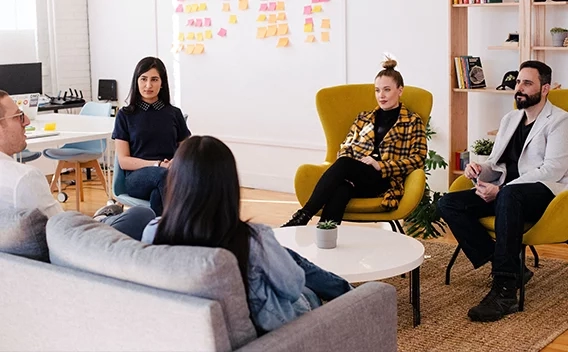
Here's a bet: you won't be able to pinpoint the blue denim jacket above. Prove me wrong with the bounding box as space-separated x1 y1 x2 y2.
142 220 309 332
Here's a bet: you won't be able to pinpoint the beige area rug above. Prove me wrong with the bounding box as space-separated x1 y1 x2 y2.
380 241 568 352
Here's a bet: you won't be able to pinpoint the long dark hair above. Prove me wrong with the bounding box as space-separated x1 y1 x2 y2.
153 135 252 290
123 56 171 114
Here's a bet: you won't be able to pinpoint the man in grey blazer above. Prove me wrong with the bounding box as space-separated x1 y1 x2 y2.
438 61 568 322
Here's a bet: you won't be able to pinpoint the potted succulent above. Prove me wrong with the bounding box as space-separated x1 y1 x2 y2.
315 220 338 249
471 138 494 164
550 27 568 47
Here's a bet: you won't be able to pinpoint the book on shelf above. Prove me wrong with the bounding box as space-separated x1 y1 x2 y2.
454 150 470 171
453 56 486 89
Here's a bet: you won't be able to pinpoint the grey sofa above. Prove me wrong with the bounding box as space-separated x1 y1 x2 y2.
0 211 398 352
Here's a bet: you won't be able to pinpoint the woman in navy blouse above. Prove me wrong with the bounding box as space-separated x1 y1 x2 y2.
112 57 190 215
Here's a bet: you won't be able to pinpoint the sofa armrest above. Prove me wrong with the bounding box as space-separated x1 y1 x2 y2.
236 282 397 352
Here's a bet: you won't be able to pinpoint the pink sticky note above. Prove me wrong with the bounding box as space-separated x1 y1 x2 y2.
303 5 312 15
268 2 277 11
195 19 203 27
187 19 195 26
260 3 268 11
218 28 227 37
175 4 184 12
312 0 320 2
305 17 313 25
204 18 212 26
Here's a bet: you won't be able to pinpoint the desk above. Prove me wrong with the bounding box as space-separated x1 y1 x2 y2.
38 101 86 113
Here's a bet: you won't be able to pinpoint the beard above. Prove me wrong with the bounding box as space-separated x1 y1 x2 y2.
515 90 541 109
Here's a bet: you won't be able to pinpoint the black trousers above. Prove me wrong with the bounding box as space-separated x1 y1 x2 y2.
437 182 554 278
302 157 390 224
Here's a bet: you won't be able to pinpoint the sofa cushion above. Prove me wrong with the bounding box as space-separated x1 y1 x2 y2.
0 208 49 262
46 211 256 350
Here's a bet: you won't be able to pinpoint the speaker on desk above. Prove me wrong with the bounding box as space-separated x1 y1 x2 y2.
98 79 117 101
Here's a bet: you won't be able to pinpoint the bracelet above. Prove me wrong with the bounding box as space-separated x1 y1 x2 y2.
158 160 162 167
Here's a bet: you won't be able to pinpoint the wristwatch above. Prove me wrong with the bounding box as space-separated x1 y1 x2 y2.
154 160 162 167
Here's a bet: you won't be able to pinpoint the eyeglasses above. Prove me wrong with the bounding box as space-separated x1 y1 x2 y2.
0 111 25 124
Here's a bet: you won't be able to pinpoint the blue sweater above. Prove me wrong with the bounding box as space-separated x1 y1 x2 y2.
142 220 309 332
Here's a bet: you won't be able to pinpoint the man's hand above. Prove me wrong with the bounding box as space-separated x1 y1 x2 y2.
465 162 482 180
475 180 499 203
161 159 172 169
360 156 381 171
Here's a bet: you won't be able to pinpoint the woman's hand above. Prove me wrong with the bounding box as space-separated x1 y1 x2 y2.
360 156 381 171
161 159 172 169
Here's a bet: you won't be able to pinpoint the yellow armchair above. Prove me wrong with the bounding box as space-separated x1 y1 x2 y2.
294 84 433 232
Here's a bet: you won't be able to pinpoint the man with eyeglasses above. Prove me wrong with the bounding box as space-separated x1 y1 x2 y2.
0 90 155 239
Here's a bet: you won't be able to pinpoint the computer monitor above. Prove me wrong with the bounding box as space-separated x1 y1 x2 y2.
0 62 42 95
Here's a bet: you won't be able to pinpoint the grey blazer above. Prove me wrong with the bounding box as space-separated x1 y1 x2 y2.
479 100 568 195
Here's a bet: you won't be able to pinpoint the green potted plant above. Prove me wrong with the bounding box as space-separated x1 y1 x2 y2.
550 27 568 47
471 138 494 163
316 220 338 249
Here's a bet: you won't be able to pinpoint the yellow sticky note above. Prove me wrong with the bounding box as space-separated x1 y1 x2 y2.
313 5 322 12
199 3 207 11
257 14 267 22
222 2 230 12
194 43 205 54
321 31 330 42
256 27 267 39
277 12 287 21
196 32 204 41
321 19 331 29
229 14 237 24
238 0 248 10
277 24 288 36
191 4 199 12
304 23 313 33
186 32 195 40
268 14 277 23
276 1 285 10
185 44 195 54
178 32 185 41
205 30 212 39
184 5 192 13
305 34 316 43
267 25 277 37
276 37 289 47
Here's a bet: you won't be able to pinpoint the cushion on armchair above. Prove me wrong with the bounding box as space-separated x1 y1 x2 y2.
0 208 49 262
46 211 256 350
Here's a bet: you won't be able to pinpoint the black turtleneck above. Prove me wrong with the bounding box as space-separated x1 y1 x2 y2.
371 104 401 158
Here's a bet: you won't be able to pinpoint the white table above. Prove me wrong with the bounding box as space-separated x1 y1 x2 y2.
274 225 424 326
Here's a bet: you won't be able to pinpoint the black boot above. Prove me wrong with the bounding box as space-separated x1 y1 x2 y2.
281 209 312 227
468 276 518 322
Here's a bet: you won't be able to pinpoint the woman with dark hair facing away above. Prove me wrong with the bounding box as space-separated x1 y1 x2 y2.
283 58 428 227
112 57 190 216
141 135 352 333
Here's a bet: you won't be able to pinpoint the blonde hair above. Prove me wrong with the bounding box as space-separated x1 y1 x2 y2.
375 56 404 87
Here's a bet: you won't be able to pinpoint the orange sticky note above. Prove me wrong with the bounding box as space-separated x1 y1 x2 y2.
256 27 267 39
313 5 322 12
268 14 277 23
196 32 204 41
178 32 185 41
276 37 289 47
276 1 285 10
205 30 213 39
171 43 183 53
194 43 205 54
185 44 195 54
321 31 330 42
303 23 313 33
267 25 277 36
186 32 195 40
239 0 248 10
305 34 316 43
277 23 288 36
257 14 267 21
198 3 207 11
321 19 331 29
229 14 237 24
222 2 230 11
277 12 286 21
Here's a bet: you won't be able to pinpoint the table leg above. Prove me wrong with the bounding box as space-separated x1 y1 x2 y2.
411 267 421 327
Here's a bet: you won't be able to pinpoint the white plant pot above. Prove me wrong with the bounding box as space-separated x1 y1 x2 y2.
551 32 568 47
315 227 338 249
475 154 489 164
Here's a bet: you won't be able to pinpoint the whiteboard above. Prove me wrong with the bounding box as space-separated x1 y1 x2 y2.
166 0 346 147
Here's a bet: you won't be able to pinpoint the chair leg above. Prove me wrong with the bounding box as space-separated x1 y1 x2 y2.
50 161 65 192
394 220 405 234
445 245 461 285
528 245 539 268
75 162 82 210
90 160 108 194
388 221 397 232
519 245 527 312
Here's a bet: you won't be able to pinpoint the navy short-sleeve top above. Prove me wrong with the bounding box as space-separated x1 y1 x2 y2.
112 100 191 161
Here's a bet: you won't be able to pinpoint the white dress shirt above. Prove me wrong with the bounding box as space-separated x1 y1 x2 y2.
0 152 63 218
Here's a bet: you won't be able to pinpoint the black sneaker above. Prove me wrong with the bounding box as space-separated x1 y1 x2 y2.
281 209 312 227
93 204 124 221
468 279 518 322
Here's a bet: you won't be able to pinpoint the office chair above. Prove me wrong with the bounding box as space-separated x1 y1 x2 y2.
112 154 151 208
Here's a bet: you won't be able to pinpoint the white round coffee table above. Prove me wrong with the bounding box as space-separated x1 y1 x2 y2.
273 225 424 326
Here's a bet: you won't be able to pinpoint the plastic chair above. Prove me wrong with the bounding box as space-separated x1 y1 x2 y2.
294 84 433 232
43 102 112 210
112 154 151 208
15 149 42 163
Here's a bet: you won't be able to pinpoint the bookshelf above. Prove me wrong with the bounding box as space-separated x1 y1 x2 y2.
448 0 568 184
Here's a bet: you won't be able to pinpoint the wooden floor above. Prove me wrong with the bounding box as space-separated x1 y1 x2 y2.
55 171 568 351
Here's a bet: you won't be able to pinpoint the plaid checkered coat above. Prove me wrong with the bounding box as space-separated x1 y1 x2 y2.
337 104 428 209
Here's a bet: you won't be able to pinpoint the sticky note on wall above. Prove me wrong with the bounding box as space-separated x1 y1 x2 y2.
239 0 249 10
257 14 267 21
197 32 204 41
199 3 207 11
257 27 267 39
304 23 313 33
218 28 228 37
303 5 312 15
276 1 285 10
186 32 195 40
321 19 331 29
276 37 289 47
268 2 277 11
277 24 288 36
205 30 213 39
277 12 286 21
194 43 205 54
321 31 330 42
204 18 212 26
267 25 277 36
185 45 195 54
229 14 238 24
268 14 277 23
305 35 316 43
222 3 230 11
313 5 322 12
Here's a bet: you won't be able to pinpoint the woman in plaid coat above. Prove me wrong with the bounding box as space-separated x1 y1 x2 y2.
283 58 428 227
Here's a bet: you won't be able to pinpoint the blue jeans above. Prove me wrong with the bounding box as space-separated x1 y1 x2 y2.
100 206 156 240
437 183 554 278
286 248 353 302
125 167 168 216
